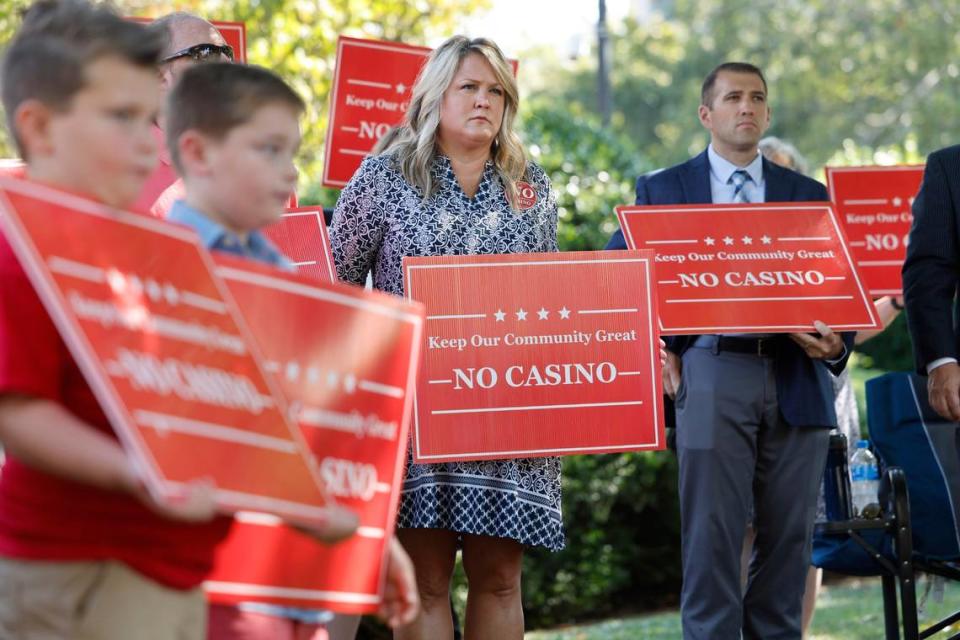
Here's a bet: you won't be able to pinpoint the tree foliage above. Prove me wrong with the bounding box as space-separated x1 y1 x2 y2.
547 0 960 173
0 0 490 203
520 98 648 252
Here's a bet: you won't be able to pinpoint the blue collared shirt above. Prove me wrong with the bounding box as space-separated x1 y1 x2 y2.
167 200 292 270
708 146 770 338
707 144 765 204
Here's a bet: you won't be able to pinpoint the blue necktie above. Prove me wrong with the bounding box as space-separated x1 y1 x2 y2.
730 169 751 203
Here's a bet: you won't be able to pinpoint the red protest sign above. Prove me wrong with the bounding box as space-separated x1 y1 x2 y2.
0 177 329 521
826 165 924 295
129 18 247 62
205 256 424 613
262 207 336 282
322 36 518 187
403 251 664 463
616 203 880 334
322 37 431 187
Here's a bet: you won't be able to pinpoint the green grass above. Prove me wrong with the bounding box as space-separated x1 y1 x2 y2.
525 577 960 639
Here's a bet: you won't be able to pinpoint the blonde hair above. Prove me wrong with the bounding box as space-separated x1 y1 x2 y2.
378 36 528 208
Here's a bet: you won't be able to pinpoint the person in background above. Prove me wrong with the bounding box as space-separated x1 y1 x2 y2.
753 136 904 637
903 144 960 422
331 35 562 640
130 11 232 216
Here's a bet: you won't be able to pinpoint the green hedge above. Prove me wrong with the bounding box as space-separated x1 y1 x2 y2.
520 452 682 628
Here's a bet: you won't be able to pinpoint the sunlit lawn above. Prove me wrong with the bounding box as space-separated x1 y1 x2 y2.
526 577 960 639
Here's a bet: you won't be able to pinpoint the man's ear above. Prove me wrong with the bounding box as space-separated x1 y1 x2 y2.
176 130 216 177
159 66 175 91
14 99 56 158
697 104 712 130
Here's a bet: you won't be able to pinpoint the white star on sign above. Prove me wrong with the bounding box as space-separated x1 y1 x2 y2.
537 307 549 320
558 306 571 319
742 235 753 245
285 361 300 382
343 373 357 394
326 371 339 388
163 283 180 306
704 236 716 246
146 278 163 302
761 235 772 245
516 308 528 321
723 236 734 246
494 309 506 322
396 82 406 94
893 197 902 206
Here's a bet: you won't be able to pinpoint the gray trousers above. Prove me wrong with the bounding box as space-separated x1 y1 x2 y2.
676 342 829 640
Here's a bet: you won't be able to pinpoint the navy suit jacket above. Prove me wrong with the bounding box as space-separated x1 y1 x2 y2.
902 144 960 374
607 149 853 428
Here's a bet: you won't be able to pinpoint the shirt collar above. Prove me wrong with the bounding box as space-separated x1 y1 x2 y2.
708 144 763 186
166 200 291 269
167 199 229 248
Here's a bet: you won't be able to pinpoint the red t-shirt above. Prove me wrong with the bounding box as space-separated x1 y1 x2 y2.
130 125 177 217
0 227 232 590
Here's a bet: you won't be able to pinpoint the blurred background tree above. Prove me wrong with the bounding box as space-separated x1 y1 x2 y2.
0 0 490 207
0 0 950 629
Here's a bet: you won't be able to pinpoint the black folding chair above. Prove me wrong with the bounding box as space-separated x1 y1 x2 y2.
813 372 960 640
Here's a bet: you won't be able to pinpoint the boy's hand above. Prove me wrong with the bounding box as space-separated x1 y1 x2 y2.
132 475 219 523
379 537 420 628
290 504 360 544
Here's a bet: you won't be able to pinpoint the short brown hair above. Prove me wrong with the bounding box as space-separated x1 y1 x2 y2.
701 62 767 107
165 63 305 174
1 0 164 158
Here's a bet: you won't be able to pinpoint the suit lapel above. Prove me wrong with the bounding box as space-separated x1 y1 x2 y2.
680 150 713 204
762 157 795 202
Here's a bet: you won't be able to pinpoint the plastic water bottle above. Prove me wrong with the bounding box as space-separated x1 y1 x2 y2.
850 440 881 518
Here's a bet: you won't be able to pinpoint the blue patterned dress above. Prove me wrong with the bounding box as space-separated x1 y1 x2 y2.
330 153 564 551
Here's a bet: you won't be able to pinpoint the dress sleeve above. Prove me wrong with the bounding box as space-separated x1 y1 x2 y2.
330 158 389 286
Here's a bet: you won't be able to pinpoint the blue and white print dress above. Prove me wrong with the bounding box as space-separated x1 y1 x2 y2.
330 153 564 551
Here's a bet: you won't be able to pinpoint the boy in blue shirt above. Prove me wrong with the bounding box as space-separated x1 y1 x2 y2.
164 62 418 638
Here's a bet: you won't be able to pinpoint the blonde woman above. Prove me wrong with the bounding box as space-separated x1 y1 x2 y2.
331 36 561 639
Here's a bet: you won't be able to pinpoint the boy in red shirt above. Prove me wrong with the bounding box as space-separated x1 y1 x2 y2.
0 2 231 637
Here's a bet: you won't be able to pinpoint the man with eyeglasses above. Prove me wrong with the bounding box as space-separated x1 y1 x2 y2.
129 12 232 215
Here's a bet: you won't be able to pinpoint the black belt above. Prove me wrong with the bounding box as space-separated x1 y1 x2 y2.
715 336 778 357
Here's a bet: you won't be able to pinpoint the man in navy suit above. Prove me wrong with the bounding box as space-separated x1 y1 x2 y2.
903 147 960 422
608 62 853 639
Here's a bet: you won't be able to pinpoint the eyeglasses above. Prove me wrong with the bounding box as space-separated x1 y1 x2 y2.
161 43 234 64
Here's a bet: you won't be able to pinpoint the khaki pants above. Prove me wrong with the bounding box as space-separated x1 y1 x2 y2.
0 557 206 640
